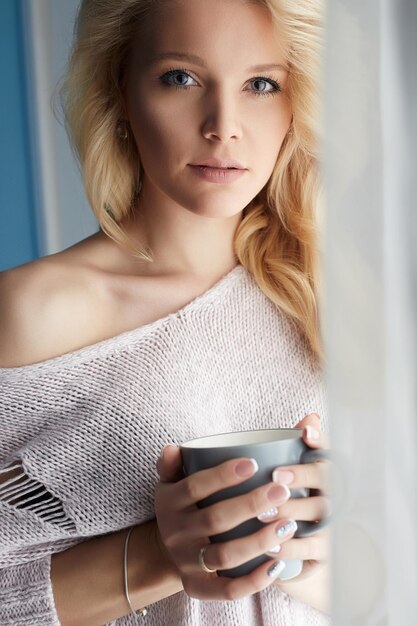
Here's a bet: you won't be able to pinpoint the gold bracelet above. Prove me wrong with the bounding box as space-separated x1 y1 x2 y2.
123 526 148 620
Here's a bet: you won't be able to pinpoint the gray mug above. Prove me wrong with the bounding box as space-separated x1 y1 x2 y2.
180 428 332 580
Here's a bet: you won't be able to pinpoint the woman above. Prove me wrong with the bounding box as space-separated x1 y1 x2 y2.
0 0 331 624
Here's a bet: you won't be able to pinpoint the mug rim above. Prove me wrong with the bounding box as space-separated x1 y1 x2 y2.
180 427 303 450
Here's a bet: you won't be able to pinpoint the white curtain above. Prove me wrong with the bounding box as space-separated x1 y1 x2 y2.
322 0 417 623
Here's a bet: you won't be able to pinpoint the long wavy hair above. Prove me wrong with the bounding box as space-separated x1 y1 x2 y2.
60 0 326 366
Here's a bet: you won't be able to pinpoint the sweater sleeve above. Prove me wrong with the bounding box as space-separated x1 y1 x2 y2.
0 555 61 626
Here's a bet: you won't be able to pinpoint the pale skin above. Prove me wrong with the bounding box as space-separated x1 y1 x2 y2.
155 412 331 611
118 0 292 282
0 0 330 622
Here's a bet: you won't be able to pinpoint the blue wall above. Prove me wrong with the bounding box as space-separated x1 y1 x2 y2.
0 0 39 271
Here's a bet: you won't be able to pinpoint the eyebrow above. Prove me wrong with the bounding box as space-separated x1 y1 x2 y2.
149 51 289 73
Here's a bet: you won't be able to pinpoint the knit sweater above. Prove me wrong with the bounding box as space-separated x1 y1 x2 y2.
0 263 331 626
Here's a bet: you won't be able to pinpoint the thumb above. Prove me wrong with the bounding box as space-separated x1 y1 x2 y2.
294 412 321 431
295 412 330 449
156 444 184 482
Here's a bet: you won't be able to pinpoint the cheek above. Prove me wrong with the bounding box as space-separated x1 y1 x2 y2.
128 93 192 164
127 87 292 173
253 109 291 162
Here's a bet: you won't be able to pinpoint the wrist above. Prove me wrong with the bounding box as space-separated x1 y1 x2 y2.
152 522 181 576
128 520 183 610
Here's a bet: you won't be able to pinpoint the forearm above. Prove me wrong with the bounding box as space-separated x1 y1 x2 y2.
50 520 183 626
274 561 331 616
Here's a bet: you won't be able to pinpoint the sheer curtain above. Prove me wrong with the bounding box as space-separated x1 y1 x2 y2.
322 0 417 623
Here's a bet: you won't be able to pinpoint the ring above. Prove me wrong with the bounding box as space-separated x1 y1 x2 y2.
198 545 217 574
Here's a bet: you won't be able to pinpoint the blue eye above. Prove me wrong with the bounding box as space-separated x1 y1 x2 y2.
159 68 282 97
159 69 198 90
248 77 282 97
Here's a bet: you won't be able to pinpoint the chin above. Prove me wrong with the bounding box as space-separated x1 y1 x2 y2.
187 204 245 219
181 193 251 218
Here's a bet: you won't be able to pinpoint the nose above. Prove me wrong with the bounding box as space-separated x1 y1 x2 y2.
201 89 243 143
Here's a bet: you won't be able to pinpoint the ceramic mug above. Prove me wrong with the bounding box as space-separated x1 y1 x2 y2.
180 428 332 580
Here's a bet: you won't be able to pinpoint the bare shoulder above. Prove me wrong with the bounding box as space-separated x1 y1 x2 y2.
0 253 108 368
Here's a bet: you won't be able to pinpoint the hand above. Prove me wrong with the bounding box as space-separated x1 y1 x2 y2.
259 413 331 590
154 446 299 601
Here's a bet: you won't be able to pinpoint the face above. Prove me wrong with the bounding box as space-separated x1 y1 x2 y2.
124 0 292 219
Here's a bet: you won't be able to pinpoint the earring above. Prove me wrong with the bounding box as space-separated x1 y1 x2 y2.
116 120 128 141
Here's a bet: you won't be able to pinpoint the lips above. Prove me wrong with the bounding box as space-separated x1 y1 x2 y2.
190 158 245 170
188 163 247 183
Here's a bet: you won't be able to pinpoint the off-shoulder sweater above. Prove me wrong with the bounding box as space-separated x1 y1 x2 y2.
0 263 331 626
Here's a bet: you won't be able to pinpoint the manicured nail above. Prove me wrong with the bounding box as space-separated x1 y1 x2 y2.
267 484 290 503
267 544 282 553
267 560 286 578
276 520 298 537
305 425 320 440
272 469 294 485
235 458 259 477
257 507 279 521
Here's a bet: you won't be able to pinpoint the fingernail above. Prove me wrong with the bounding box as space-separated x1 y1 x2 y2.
272 469 294 485
305 425 320 440
267 544 282 553
276 520 298 537
257 507 279 521
267 560 286 578
267 484 290 503
161 443 177 457
235 458 259 477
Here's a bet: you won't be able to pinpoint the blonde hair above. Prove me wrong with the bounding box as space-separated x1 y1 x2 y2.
61 0 326 366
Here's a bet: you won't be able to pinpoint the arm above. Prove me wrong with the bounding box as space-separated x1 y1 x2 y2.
51 520 183 626
0 271 183 625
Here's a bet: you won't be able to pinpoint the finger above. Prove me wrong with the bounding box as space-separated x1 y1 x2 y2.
191 482 291 537
302 425 330 449
272 460 330 490
275 494 330 522
159 482 292 549
293 412 321 431
269 529 331 562
201 518 298 572
183 557 288 601
274 559 328 587
157 445 184 482
169 457 260 509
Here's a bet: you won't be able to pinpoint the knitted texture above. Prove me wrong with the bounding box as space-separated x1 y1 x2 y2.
0 264 331 625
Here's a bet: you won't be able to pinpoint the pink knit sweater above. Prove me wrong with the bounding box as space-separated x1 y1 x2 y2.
0 264 331 625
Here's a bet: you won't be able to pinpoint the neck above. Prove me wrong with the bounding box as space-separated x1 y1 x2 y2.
119 179 242 281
